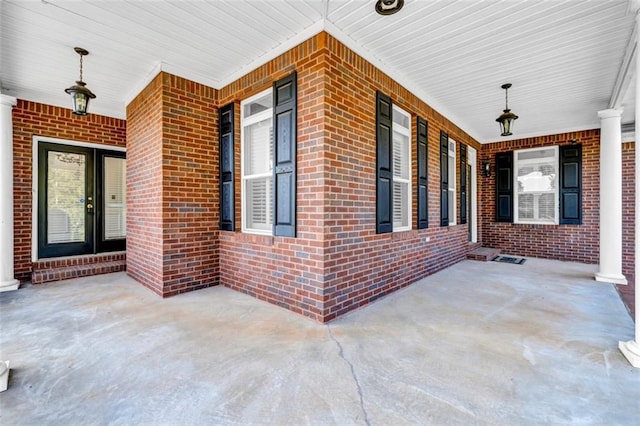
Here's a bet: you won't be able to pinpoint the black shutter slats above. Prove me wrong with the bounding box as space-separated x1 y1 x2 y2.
219 103 235 231
376 91 393 234
440 131 449 227
559 144 582 225
495 151 513 222
460 143 467 225
417 116 428 229
273 72 297 237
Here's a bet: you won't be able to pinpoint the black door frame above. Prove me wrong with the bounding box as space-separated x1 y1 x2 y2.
38 143 94 258
37 140 125 259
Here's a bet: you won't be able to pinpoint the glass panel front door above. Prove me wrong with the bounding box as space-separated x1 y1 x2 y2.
39 143 93 258
38 142 126 258
46 151 87 244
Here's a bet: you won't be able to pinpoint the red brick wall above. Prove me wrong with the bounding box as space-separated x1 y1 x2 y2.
320 35 479 321
12 100 126 281
622 141 635 281
126 73 219 297
161 74 219 296
216 33 481 322
479 131 599 263
217 34 327 320
126 74 165 294
620 141 635 316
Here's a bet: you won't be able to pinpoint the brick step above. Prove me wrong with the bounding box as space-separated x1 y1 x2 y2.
467 246 500 262
32 252 126 284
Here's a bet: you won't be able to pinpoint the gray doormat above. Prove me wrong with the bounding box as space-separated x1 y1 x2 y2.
492 255 526 265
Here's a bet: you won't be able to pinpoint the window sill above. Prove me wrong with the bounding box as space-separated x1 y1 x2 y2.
504 222 559 229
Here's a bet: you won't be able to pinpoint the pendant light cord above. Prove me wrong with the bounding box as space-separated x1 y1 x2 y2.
79 54 83 82
504 86 509 110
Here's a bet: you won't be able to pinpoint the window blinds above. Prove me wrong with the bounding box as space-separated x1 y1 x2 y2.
103 156 126 240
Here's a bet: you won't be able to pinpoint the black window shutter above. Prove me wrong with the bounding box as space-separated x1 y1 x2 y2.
460 143 467 225
495 151 513 222
376 91 393 234
440 130 449 226
559 144 582 225
219 103 235 231
417 116 428 229
273 72 297 237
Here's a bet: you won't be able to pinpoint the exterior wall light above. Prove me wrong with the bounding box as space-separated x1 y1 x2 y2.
496 83 518 136
64 47 96 116
375 0 404 15
483 161 491 177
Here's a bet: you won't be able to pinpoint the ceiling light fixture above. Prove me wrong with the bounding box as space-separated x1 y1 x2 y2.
64 47 96 116
495 83 518 137
375 0 404 16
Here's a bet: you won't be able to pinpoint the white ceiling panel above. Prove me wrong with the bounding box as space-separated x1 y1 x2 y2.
0 0 636 142
325 0 635 141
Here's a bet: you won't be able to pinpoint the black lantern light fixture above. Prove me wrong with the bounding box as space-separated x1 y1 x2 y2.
495 83 518 136
375 0 404 15
483 161 491 177
64 47 96 116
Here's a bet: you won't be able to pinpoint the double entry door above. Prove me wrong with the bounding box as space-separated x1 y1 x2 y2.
38 142 126 258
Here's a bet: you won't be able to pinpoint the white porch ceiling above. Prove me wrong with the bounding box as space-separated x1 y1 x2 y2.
0 0 636 143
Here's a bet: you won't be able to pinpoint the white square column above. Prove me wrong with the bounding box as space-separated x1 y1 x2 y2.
619 7 640 368
0 94 19 292
595 109 628 285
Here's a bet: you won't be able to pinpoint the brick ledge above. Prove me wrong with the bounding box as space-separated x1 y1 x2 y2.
32 252 126 284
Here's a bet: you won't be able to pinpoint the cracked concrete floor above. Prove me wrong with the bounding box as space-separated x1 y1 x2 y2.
1 258 639 425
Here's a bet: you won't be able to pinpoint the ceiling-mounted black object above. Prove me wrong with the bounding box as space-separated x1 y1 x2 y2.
375 0 404 15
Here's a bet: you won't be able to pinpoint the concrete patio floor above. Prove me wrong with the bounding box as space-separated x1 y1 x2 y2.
1 258 638 425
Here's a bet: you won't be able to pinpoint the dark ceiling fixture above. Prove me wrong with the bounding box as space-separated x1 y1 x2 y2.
375 0 404 15
64 47 96 116
495 83 518 137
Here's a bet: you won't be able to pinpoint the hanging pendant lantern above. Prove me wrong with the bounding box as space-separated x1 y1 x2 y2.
496 83 518 136
64 47 96 116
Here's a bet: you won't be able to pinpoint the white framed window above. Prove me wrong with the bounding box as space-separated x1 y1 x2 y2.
514 146 559 224
448 138 456 225
392 105 411 231
241 89 274 235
